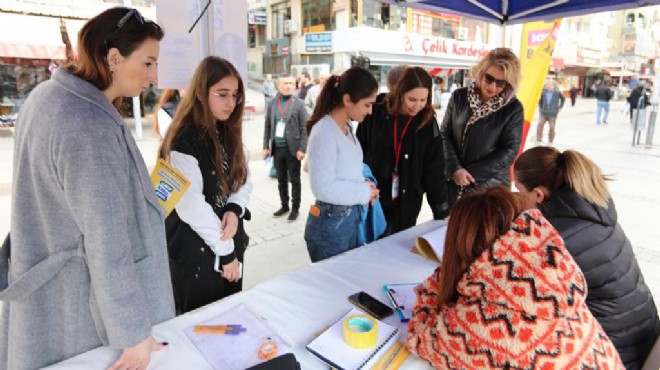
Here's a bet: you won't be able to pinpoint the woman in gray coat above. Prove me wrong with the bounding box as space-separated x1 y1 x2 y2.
0 8 174 370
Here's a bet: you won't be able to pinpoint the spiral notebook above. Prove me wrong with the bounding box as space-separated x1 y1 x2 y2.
306 308 400 370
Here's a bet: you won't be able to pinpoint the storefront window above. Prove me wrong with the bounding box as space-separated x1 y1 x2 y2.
302 0 334 33
361 0 405 31
271 3 291 39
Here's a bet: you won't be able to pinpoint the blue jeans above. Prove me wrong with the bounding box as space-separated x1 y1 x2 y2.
305 201 359 263
596 100 609 124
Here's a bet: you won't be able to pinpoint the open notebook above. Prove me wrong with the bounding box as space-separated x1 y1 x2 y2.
413 224 447 262
306 308 400 370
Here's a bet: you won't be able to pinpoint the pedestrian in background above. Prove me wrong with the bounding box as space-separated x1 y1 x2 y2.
304 72 330 114
441 47 523 207
357 67 450 235
263 75 308 221
376 64 408 103
536 80 565 143
1 7 174 370
262 73 276 110
595 81 613 124
304 67 380 262
161 56 252 314
515 146 660 369
297 72 313 100
153 89 185 140
569 84 580 106
628 83 650 124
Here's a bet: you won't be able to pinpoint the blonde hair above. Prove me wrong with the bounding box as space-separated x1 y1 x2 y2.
470 47 522 92
514 146 612 208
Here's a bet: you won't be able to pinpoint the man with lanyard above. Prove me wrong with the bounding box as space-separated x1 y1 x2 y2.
263 75 308 221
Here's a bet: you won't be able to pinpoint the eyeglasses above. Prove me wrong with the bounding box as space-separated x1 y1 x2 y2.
104 9 146 55
209 90 243 105
483 73 508 88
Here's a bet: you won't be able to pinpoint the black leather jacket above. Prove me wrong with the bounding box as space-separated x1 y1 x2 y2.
441 87 523 204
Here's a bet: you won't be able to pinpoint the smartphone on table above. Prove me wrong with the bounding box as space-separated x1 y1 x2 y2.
348 291 395 320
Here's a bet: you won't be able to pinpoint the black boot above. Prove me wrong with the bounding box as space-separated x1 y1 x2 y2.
287 208 299 221
273 206 290 217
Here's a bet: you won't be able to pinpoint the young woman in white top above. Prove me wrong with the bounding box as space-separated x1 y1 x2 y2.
304 67 380 262
160 56 252 313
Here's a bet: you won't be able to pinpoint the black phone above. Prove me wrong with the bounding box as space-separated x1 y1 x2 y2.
348 291 394 320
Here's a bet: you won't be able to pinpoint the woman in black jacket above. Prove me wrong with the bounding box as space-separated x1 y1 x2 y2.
514 146 660 370
441 48 523 206
357 67 449 235
160 57 252 314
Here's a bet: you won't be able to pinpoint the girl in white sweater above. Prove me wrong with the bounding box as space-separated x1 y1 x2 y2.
304 67 380 262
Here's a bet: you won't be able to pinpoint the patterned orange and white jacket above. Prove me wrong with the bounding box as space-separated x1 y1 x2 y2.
406 209 624 370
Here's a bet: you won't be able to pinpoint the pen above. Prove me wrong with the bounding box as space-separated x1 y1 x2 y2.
385 289 404 311
193 324 247 335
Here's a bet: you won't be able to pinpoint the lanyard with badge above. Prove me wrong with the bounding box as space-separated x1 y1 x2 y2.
392 115 414 201
275 97 292 138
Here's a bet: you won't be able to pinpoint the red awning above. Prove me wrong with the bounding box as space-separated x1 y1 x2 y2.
0 13 84 60
551 57 564 69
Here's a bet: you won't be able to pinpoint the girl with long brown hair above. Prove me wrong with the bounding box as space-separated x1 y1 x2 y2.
407 186 623 369
356 66 449 235
160 56 251 314
515 146 660 369
304 66 380 262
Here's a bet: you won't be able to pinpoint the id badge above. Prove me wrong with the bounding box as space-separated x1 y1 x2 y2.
391 173 400 200
275 119 286 138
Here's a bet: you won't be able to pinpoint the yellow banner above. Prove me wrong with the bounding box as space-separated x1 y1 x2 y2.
518 19 562 143
150 158 191 219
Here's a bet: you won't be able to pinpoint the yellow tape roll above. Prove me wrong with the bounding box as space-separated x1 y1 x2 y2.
343 314 379 349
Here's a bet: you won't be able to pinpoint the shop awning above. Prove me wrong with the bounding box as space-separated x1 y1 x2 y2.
0 12 85 60
607 69 635 77
360 51 476 69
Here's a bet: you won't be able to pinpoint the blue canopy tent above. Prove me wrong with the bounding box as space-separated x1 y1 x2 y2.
381 0 660 25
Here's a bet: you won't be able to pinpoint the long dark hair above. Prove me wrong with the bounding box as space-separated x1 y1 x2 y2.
160 56 247 199
385 67 434 130
437 186 523 306
66 7 163 108
514 146 611 208
306 66 378 134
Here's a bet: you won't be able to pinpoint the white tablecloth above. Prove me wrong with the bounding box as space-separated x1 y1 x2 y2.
47 220 444 369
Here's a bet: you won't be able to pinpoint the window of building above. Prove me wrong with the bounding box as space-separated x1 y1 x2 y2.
361 0 405 30
271 3 291 39
302 0 334 33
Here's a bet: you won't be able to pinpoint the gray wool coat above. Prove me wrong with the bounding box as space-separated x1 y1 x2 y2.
0 68 175 370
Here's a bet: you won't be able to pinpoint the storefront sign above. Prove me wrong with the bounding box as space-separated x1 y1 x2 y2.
305 32 332 53
577 46 602 65
417 37 489 59
248 9 267 25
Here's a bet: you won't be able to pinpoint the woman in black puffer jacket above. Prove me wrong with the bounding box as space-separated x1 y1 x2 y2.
514 146 660 370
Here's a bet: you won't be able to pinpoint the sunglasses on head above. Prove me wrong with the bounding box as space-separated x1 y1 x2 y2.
483 73 508 88
103 9 147 55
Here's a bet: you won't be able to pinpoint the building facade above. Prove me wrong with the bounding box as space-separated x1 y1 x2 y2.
248 0 499 88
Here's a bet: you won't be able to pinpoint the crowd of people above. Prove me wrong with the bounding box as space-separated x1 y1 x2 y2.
1 6 658 370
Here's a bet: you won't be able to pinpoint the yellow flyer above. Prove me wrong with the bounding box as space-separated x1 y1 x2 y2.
150 158 190 218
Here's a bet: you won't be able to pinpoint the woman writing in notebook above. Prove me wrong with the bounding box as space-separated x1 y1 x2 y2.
160 56 252 314
304 66 380 262
406 186 624 369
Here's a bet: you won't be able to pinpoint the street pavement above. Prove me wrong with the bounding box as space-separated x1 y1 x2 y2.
1 92 660 305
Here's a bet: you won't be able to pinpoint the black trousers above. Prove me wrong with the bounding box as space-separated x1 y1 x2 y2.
170 217 247 315
273 146 301 210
